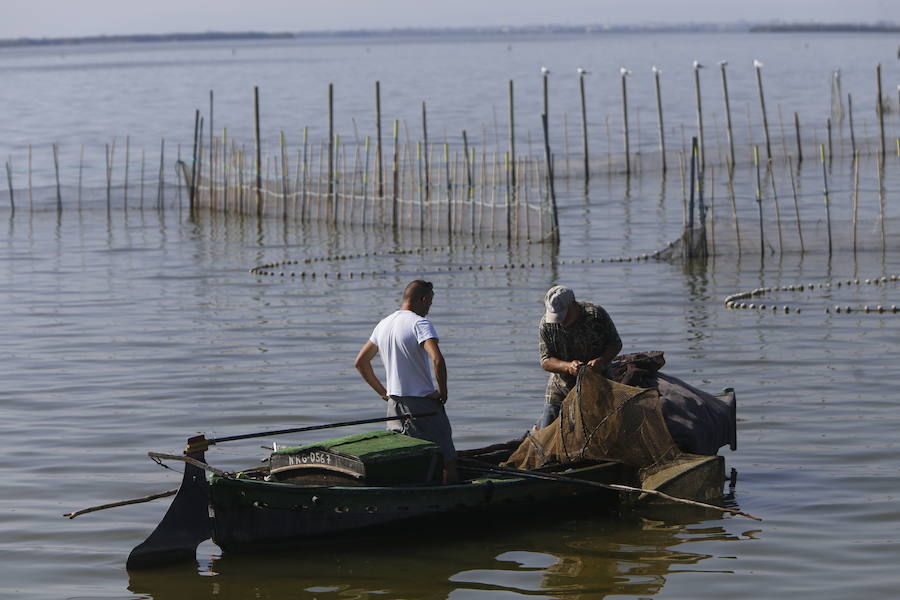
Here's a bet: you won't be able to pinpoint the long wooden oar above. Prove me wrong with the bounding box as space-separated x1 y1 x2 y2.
188 412 437 452
461 461 761 521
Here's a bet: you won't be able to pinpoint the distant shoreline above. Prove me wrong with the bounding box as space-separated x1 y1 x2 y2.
2 22 899 48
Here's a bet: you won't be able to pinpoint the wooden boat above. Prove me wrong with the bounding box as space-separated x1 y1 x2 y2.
126 403 737 570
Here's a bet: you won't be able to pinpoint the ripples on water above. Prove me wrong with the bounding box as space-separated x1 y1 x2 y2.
1 32 900 599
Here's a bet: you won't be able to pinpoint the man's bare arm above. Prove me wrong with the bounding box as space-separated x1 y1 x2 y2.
541 356 583 376
422 338 448 404
354 340 390 401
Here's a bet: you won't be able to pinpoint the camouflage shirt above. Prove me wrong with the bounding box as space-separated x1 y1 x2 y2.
539 301 621 404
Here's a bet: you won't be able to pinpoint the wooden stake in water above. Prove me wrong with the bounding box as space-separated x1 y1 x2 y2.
652 66 666 173
328 83 334 202
209 90 214 206
190 109 199 208
508 79 516 205
847 93 856 157
52 143 62 210
693 61 705 174
254 86 262 216
876 63 886 161
786 155 805 253
819 144 832 256
78 144 84 204
542 112 559 243
392 120 400 228
753 60 772 161
851 150 860 252
541 66 550 131
719 61 736 168
4 158 13 211
578 68 590 179
767 161 783 254
727 162 742 256
124 135 130 205
793 112 803 163
753 146 764 256
422 101 430 202
375 81 384 199
620 68 631 176
27 144 32 206
157 138 165 207
826 118 833 164
105 141 113 207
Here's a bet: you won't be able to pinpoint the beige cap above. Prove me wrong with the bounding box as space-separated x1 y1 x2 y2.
544 285 575 323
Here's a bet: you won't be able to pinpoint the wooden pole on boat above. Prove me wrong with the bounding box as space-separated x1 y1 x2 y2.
578 68 590 179
754 60 772 162
460 462 762 521
719 61 736 169
652 66 666 173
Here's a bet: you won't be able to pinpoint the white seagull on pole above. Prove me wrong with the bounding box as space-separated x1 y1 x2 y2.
651 65 661 74
753 59 764 68
619 67 631 76
577 67 589 75
541 66 551 75
693 60 704 69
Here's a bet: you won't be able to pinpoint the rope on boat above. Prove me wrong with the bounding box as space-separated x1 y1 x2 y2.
63 488 178 519
461 460 762 521
148 452 232 477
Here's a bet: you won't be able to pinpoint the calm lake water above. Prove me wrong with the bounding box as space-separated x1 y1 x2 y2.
1 31 900 599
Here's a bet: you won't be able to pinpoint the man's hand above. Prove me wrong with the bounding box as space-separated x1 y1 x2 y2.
586 358 606 371
427 390 447 405
565 360 584 376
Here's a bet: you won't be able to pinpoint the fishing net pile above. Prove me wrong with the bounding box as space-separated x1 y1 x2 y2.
503 352 734 471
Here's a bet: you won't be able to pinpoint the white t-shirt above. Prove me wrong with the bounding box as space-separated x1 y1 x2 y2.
370 310 438 397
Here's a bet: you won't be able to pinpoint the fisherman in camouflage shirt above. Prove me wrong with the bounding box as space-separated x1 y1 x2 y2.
536 285 622 428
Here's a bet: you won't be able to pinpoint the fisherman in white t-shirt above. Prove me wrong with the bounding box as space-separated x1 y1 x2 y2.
354 280 458 484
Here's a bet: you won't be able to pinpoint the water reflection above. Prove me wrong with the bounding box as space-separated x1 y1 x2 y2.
128 512 742 599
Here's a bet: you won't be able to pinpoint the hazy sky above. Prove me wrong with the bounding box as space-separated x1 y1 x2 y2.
3 0 898 39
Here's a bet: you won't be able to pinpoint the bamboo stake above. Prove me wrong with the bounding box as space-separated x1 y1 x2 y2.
375 81 383 199
754 60 772 161
327 83 334 203
422 101 430 202
693 62 705 174
190 109 199 208
793 112 803 163
826 118 833 164
727 165 742 256
753 146 764 256
652 66 666 173
140 146 146 207
209 90 214 207
280 131 288 220
621 68 631 176
848 93 856 156
579 68 590 179
124 136 130 205
786 155 804 253
27 144 32 206
4 158 12 211
392 120 400 228
820 144 832 256
254 87 262 216
851 150 860 252
157 138 165 208
876 63 886 161
52 143 61 210
719 61 736 169
77 144 84 204
508 79 516 213
767 161 783 254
